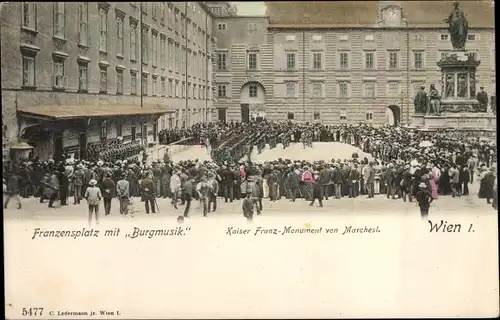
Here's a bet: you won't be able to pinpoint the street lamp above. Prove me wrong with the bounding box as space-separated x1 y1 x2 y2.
403 17 410 125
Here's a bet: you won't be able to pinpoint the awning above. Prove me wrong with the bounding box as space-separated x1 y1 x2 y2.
18 104 174 121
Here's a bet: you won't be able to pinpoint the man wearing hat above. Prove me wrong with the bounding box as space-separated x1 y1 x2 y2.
416 182 433 219
85 179 102 225
73 164 85 205
116 173 130 215
140 172 157 214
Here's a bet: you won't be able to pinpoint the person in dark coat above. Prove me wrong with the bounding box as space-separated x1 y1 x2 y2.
309 172 323 207
285 167 300 202
478 168 495 204
459 166 470 195
101 173 115 215
416 182 433 220
140 172 157 214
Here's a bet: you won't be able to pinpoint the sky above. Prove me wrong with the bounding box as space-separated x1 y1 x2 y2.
230 2 267 16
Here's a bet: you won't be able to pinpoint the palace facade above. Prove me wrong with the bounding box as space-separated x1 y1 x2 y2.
212 0 495 124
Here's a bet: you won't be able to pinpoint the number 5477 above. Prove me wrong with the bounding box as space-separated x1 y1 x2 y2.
22 308 44 316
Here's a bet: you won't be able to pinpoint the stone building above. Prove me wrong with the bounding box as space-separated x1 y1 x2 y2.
212 0 495 124
1 2 215 160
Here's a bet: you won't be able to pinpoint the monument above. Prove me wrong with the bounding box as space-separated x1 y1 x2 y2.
410 2 496 136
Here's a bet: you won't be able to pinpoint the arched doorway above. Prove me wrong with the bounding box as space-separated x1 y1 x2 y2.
386 105 401 126
240 81 266 123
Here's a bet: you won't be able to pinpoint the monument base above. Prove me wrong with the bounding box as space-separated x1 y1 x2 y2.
410 112 496 137
439 99 487 113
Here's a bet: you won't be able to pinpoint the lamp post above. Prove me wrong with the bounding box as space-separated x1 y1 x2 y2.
403 17 410 125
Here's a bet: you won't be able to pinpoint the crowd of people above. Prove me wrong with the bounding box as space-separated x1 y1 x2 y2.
3 120 497 223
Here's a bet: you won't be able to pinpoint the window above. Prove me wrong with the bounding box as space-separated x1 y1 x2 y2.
365 34 374 41
364 81 376 97
116 15 124 56
152 31 158 67
130 22 138 61
217 84 226 97
365 112 373 121
182 82 186 98
152 76 157 96
161 3 165 22
388 82 401 97
217 23 227 30
313 112 320 120
131 72 137 95
312 82 322 98
364 51 374 69
116 70 123 94
286 52 296 70
22 56 35 87
217 52 227 70
287 112 295 120
285 81 295 98
78 3 89 46
312 35 322 41
23 2 36 30
53 3 65 39
99 8 107 52
339 35 348 41
160 37 166 68
286 35 296 42
78 63 88 91
468 51 478 60
247 52 258 70
339 52 349 69
175 80 179 97
99 68 108 93
312 52 322 69
249 84 258 97
168 79 173 97
440 34 449 41
142 75 148 95
248 23 257 32
142 28 149 64
414 51 424 69
193 84 196 98
389 51 398 69
152 2 157 19
338 81 349 98
340 110 347 120
467 34 476 41
414 34 424 41
53 60 65 88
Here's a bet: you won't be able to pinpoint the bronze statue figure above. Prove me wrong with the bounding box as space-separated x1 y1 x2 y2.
445 74 455 98
457 74 467 98
443 2 469 50
428 84 441 115
413 86 428 114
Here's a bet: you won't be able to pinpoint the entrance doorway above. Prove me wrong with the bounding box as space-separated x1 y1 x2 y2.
218 108 227 123
79 133 87 160
54 133 63 160
152 122 157 142
386 105 401 126
240 104 250 123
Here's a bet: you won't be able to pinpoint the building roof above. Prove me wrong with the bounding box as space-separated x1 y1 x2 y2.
18 104 173 121
265 1 495 28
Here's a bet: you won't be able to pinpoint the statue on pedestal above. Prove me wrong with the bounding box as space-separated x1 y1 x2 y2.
443 1 469 50
428 84 441 115
476 86 489 110
445 74 455 98
413 86 428 114
457 74 467 98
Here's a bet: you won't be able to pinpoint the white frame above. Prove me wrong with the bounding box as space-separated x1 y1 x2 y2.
100 68 108 92
249 84 258 97
99 7 107 52
217 52 227 71
413 51 424 69
339 35 349 41
286 52 296 70
339 51 349 69
312 52 322 70
217 84 227 98
117 15 124 56
22 56 35 86
338 81 349 98
363 81 376 98
364 51 375 70
364 34 374 41
152 76 157 96
130 72 137 95
387 81 401 97
23 2 37 30
285 81 296 98
247 52 258 70
388 51 399 70
311 82 322 98
340 109 347 120
53 60 64 87
54 2 65 39
116 70 124 94
152 31 158 67
78 63 88 90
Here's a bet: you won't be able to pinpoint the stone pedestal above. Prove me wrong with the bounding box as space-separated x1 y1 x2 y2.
411 113 496 136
